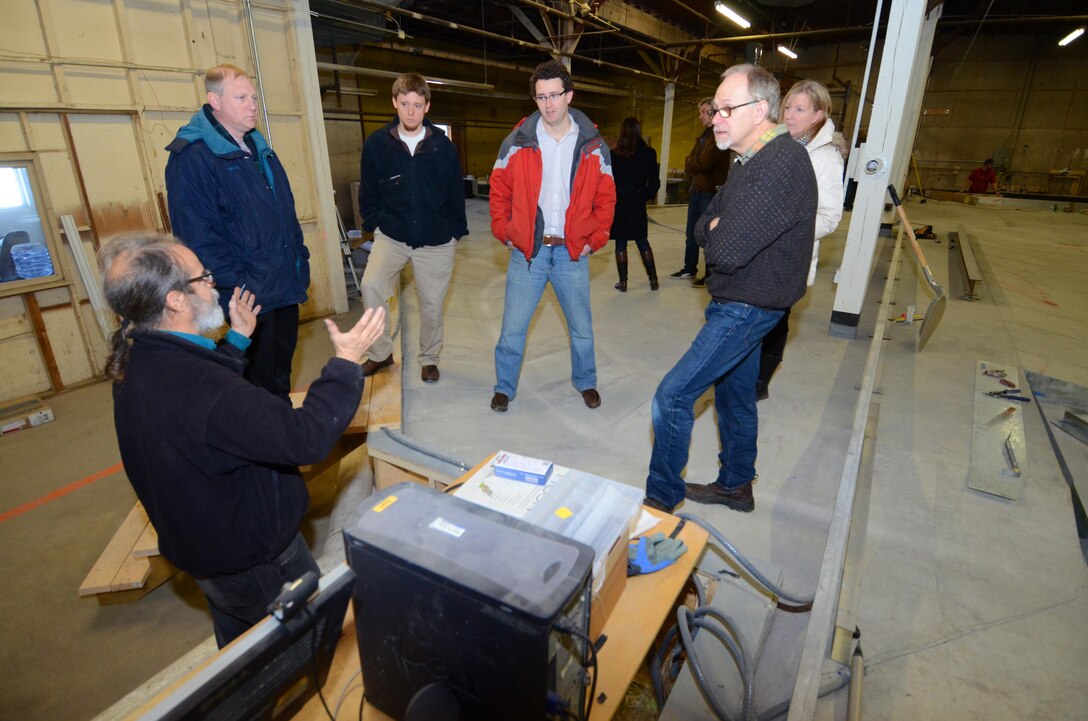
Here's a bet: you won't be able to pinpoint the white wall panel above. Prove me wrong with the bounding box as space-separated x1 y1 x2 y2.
0 115 29 151
63 67 133 107
67 115 158 236
0 0 340 402
47 0 124 61
0 64 58 106
122 0 197 69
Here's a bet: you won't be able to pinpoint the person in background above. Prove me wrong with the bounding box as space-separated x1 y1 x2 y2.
756 79 845 400
100 232 385 647
671 98 731 286
609 117 661 292
165 64 309 403
963 158 999 194
357 72 468 384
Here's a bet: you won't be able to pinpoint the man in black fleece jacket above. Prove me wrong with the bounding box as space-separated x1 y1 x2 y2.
100 233 385 646
645 64 817 514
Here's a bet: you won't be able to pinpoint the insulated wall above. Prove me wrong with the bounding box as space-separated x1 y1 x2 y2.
0 0 336 403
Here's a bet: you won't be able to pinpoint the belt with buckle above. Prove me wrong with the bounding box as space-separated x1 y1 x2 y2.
541 235 565 246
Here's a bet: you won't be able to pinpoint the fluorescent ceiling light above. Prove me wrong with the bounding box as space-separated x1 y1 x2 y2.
1058 27 1084 46
714 2 751 29
777 45 798 59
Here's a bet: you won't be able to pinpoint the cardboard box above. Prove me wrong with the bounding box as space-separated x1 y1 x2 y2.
493 451 554 485
0 396 55 436
589 531 628 640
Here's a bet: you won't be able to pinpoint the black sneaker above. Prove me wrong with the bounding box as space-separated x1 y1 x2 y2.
669 269 695 279
642 496 675 513
684 481 755 512
691 276 707 288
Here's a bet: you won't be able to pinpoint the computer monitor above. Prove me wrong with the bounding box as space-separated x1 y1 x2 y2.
127 563 355 721
344 482 594 721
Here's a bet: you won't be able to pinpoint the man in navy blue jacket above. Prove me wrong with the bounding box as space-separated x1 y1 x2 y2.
358 72 468 384
165 64 309 402
100 232 385 647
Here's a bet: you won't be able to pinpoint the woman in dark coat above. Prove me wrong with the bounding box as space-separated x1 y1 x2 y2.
610 117 661 291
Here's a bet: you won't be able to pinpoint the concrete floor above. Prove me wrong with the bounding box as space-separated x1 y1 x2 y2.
0 197 1085 720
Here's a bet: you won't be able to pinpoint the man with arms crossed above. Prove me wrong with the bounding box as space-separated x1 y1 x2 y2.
488 60 616 413
644 65 817 514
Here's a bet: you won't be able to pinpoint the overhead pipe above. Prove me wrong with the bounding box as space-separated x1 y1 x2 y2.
514 0 700 68
318 0 686 86
242 0 272 146
658 14 1088 49
359 42 630 97
316 62 494 91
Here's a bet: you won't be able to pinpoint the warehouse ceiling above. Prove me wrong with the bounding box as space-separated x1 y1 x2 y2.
308 0 1088 98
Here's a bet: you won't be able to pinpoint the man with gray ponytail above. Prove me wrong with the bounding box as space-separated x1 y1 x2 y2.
100 232 385 647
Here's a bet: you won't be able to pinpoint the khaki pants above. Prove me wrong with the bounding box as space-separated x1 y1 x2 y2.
361 230 455 366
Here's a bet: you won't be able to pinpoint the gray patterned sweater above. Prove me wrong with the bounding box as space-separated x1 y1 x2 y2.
695 133 818 309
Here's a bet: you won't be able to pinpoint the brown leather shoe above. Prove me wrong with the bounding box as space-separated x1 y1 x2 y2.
362 354 394 377
421 365 440 383
490 392 509 413
684 480 755 512
581 388 601 409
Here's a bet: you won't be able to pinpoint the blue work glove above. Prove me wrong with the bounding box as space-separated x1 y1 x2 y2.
627 532 687 576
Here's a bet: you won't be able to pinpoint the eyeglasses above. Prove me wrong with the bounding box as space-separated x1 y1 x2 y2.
534 91 569 104
706 99 761 119
187 270 214 286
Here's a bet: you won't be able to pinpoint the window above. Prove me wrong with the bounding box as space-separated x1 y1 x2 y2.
0 168 32 209
0 158 63 294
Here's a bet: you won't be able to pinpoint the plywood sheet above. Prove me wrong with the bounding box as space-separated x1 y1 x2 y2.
968 360 1029 499
42 303 94 386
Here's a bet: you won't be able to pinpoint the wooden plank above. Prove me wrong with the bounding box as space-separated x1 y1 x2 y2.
131 518 159 558
96 556 175 606
23 292 64 392
361 360 402 431
78 502 151 596
111 554 152 592
925 189 978 205
345 370 375 434
372 457 428 491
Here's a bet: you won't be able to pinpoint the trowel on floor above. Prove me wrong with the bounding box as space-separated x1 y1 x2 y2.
888 185 946 351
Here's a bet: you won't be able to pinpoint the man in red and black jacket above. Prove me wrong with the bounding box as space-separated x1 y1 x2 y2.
488 60 616 413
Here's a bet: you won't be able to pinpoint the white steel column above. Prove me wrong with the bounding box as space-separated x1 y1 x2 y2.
829 1 941 336
657 82 675 206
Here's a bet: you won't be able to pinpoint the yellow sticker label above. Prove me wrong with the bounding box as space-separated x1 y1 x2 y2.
373 495 398 512
555 507 573 519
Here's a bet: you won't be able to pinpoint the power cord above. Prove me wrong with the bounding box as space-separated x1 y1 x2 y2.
299 605 336 721
555 623 598 721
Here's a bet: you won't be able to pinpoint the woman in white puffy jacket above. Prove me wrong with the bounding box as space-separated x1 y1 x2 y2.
756 79 845 400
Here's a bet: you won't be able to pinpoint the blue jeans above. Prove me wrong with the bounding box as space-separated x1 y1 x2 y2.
646 301 784 508
684 190 714 274
494 246 596 398
194 532 319 648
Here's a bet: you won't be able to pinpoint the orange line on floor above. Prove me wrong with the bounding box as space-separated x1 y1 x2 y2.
0 462 124 524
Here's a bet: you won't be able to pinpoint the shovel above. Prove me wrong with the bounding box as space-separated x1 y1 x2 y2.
888 185 946 351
